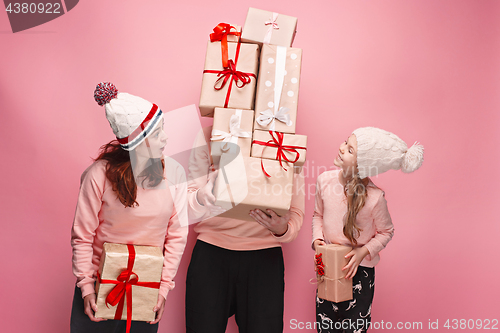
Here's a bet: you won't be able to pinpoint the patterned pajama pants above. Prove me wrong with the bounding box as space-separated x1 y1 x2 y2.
316 266 375 333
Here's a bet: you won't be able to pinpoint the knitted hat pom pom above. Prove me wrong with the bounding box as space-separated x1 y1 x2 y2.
94 82 118 106
401 142 424 173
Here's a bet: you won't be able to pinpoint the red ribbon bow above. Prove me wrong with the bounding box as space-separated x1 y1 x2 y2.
252 131 307 177
315 253 325 276
203 42 256 108
210 23 241 68
99 244 161 333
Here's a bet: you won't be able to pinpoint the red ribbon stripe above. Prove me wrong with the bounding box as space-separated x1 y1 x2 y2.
210 23 241 68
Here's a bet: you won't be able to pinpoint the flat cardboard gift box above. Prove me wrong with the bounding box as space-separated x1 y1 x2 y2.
254 44 302 134
213 154 293 222
251 130 307 168
315 244 353 303
199 41 260 117
241 7 297 46
211 108 254 165
95 243 163 322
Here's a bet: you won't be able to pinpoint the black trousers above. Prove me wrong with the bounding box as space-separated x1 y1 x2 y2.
316 267 375 333
70 284 159 333
185 240 285 333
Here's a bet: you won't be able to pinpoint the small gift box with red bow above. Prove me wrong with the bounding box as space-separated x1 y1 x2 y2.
315 244 353 303
95 243 163 329
199 40 260 117
254 44 302 134
241 7 297 46
214 154 294 222
211 108 254 165
251 130 307 171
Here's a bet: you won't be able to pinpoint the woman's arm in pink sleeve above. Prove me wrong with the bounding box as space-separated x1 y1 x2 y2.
71 162 105 298
311 174 326 248
159 166 189 299
187 128 213 221
363 192 394 259
272 170 305 243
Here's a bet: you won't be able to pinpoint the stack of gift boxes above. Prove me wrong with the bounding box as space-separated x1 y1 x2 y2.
200 7 308 222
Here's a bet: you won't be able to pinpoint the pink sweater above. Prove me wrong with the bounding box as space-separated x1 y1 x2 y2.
187 127 305 250
312 170 394 267
71 157 188 299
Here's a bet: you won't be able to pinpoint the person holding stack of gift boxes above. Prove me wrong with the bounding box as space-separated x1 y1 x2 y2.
187 8 306 333
312 128 424 333
70 83 188 333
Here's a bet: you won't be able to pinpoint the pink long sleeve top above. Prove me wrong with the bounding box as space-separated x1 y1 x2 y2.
71 157 188 299
187 127 305 251
312 170 394 267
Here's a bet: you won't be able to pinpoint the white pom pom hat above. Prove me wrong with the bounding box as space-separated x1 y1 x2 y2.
352 127 424 179
94 82 163 151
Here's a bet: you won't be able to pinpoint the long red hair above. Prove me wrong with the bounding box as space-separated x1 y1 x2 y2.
95 140 165 207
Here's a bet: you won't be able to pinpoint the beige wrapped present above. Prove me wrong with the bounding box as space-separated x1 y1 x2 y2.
200 41 259 117
95 243 163 323
251 130 307 169
254 44 302 134
241 7 297 46
315 244 353 303
211 108 254 165
214 154 293 222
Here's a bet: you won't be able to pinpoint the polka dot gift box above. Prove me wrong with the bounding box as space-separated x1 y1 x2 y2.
254 44 302 134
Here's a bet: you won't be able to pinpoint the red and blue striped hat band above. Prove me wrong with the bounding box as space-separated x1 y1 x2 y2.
117 104 163 151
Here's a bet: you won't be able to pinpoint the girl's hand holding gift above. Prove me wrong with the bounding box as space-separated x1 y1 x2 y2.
343 246 370 280
149 294 166 325
197 168 226 215
250 209 290 236
313 239 326 251
83 293 107 322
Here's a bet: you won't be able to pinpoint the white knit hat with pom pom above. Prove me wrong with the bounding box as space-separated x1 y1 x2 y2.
93 82 163 151
352 127 424 179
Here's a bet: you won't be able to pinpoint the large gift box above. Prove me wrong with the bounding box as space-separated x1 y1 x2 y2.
95 243 163 326
254 44 302 134
200 41 260 117
241 7 297 46
211 108 254 165
214 154 293 222
315 244 353 303
251 130 307 169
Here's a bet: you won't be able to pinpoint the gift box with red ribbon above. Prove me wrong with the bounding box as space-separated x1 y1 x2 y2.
251 130 307 171
214 154 293 222
199 41 259 117
254 44 302 134
241 7 297 46
211 108 254 165
95 243 163 332
315 244 353 303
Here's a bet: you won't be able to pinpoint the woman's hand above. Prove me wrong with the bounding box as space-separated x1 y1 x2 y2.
249 209 290 236
342 246 370 279
196 169 225 215
313 239 326 250
149 294 166 325
83 293 107 322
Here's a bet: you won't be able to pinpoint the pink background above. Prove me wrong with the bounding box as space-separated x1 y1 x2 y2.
1 0 499 332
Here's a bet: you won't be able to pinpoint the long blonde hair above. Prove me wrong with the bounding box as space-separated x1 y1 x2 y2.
343 174 370 245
